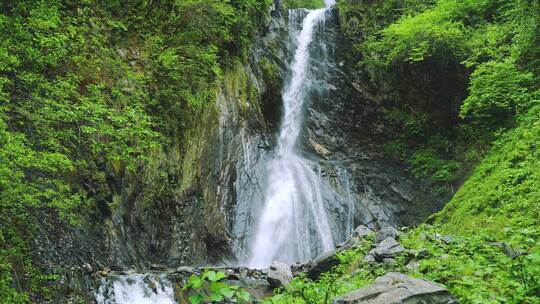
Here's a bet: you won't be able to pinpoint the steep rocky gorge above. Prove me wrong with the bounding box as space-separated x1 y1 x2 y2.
33 1 446 302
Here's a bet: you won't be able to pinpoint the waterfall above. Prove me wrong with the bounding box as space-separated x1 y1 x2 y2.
94 2 352 301
248 4 337 268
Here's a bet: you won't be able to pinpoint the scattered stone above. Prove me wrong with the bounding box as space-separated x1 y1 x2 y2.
150 263 167 271
306 249 341 280
416 248 431 259
337 225 374 250
489 242 524 259
375 226 399 243
368 237 405 262
333 272 457 304
352 225 373 239
362 254 375 265
432 233 453 244
406 260 420 272
267 262 292 288
175 266 195 274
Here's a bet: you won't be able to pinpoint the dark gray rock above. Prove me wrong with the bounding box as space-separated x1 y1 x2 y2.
175 266 195 275
301 225 374 280
352 225 373 239
367 237 405 262
333 272 457 304
305 250 341 280
150 264 167 271
267 262 293 288
337 225 374 250
375 227 400 243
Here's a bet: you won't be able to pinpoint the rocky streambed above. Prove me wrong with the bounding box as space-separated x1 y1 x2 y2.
91 225 458 303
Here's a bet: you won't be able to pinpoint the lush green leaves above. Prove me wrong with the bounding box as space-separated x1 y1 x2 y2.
460 61 535 125
339 0 540 195
182 270 251 304
285 0 326 9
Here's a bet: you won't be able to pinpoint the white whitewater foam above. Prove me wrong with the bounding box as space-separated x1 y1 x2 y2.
95 273 175 304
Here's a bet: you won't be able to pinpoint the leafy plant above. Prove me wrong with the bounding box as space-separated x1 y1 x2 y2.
460 60 535 126
182 270 251 304
285 0 325 9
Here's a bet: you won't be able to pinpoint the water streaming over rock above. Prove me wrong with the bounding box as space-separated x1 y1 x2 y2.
96 273 175 304
247 1 346 268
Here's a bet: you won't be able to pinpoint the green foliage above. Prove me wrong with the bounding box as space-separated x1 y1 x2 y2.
364 3 467 66
271 104 540 303
408 148 461 184
285 0 326 9
435 105 540 238
267 234 379 304
460 61 535 126
402 225 540 303
270 223 539 304
338 0 436 40
182 270 251 304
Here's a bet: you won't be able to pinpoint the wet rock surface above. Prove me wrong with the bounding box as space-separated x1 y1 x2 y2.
267 262 293 288
333 272 458 304
94 264 290 303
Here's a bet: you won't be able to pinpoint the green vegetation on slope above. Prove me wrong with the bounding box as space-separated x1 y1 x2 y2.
0 0 270 301
435 106 540 237
338 0 539 193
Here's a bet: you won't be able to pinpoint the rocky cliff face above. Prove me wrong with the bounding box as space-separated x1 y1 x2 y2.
299 7 436 232
35 2 441 301
88 1 294 269
32 0 291 275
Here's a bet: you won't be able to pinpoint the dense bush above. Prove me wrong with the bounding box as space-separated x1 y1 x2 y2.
460 61 535 126
338 0 539 191
285 0 326 9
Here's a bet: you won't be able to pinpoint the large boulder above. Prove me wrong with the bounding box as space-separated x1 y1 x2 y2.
333 272 457 304
267 262 293 288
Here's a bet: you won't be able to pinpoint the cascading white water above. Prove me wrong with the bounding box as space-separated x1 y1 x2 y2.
96 273 175 304
248 3 337 268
